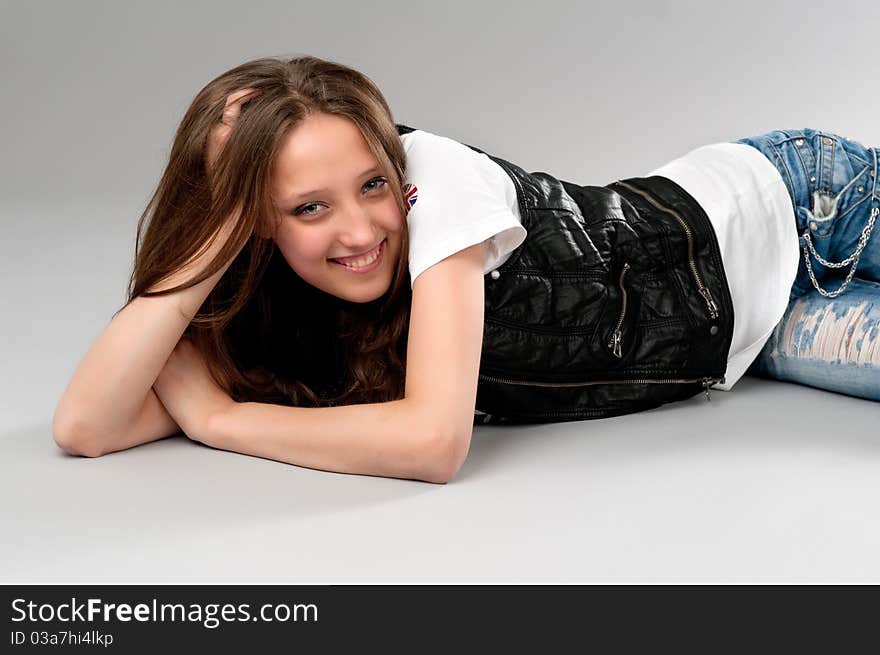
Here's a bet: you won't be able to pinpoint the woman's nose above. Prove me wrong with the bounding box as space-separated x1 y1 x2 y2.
337 206 380 246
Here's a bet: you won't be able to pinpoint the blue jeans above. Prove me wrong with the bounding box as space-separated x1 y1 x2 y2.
732 128 880 402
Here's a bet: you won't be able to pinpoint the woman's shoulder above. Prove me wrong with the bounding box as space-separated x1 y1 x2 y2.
400 126 484 160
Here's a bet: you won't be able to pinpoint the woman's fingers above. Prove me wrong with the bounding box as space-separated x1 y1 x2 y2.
220 87 261 126
206 87 261 173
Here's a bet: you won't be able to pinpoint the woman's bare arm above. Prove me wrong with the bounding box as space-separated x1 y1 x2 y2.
54 88 260 457
52 227 240 458
200 242 486 484
79 387 183 457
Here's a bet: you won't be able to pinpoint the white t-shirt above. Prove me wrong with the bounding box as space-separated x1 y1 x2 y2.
401 129 799 394
648 143 800 391
400 129 527 285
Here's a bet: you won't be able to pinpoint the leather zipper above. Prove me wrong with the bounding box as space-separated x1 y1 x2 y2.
613 179 719 320
478 373 726 401
607 262 630 358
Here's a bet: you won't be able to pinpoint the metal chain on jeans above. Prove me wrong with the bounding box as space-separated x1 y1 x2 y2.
801 205 878 298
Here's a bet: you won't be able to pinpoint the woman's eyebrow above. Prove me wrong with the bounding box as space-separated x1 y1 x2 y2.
283 165 382 201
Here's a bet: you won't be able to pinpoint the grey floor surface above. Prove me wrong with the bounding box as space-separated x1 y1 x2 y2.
3 372 878 584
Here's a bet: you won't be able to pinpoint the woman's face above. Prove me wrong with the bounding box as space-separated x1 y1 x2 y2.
269 112 405 304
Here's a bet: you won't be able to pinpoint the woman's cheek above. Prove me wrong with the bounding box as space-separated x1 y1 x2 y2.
278 228 334 266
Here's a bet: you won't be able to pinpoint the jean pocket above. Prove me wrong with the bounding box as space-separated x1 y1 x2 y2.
800 164 873 241
801 191 840 240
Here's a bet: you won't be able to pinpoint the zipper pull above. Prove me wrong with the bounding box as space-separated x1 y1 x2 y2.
702 376 724 401
698 286 719 320
606 261 630 359
702 377 713 401
608 329 622 358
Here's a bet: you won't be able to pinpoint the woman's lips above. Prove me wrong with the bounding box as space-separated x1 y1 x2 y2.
331 239 385 264
329 239 385 272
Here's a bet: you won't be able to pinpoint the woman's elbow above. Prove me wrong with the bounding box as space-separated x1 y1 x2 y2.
54 435 103 458
425 430 471 484
52 413 104 458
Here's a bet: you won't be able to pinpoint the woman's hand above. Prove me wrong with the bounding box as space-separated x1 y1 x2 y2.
153 338 236 445
205 87 262 175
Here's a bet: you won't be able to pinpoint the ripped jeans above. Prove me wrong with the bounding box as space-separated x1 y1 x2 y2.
733 128 880 402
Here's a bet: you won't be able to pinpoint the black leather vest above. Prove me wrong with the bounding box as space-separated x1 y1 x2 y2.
396 124 735 424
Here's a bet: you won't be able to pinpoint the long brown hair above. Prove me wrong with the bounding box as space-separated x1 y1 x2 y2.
118 55 413 407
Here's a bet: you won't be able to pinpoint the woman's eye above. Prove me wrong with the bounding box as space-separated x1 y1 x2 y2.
294 203 320 216
364 177 387 191
293 178 387 216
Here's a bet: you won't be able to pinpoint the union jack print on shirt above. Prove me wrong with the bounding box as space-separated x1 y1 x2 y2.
402 182 418 213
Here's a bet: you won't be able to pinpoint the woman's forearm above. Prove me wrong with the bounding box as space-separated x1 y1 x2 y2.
53 235 237 455
207 398 452 484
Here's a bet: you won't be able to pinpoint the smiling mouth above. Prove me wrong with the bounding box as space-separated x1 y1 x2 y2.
328 239 386 269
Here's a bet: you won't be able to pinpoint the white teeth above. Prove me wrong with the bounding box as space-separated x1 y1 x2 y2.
334 242 382 268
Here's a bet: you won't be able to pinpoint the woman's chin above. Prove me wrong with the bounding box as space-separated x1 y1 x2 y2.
321 275 394 304
341 282 393 304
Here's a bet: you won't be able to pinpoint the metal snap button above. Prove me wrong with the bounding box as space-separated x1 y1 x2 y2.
858 186 864 193
795 139 805 146
490 270 500 280
809 221 818 230
710 325 719 335
823 137 833 145
810 176 816 182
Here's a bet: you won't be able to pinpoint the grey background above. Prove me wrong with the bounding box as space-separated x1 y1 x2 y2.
2 0 878 583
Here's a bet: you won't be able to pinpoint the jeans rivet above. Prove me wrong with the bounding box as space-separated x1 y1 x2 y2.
858 186 864 193
809 221 818 230
823 137 833 145
810 176 816 182
710 325 719 335
795 138 805 146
